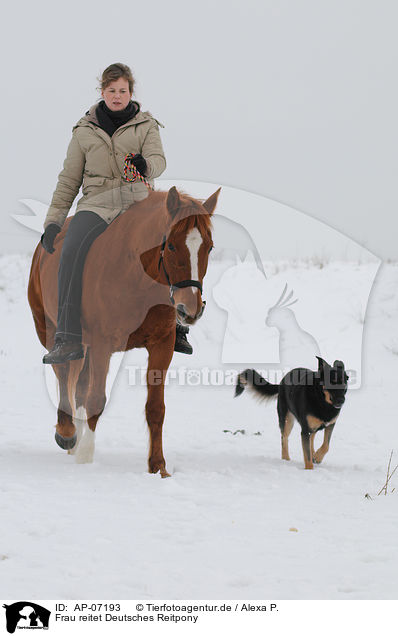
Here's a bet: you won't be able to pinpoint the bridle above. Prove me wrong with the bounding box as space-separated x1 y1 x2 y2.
158 235 203 306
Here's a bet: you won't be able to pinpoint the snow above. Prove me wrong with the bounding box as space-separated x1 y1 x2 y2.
0 252 397 600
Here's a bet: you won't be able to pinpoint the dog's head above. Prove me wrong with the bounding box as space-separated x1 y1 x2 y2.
316 356 349 408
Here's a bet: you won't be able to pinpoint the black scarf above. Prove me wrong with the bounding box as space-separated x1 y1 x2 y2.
95 100 140 137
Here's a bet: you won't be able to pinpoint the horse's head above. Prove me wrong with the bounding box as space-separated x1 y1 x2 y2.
162 186 220 326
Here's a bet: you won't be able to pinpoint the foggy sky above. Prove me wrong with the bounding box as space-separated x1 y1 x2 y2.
2 0 397 259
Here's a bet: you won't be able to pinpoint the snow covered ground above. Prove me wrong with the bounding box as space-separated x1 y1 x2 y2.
1 253 398 600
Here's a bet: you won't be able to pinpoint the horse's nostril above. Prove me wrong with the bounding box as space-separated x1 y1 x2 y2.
197 302 206 318
177 304 187 318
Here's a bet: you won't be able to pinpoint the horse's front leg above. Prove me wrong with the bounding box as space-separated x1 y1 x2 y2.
146 335 174 478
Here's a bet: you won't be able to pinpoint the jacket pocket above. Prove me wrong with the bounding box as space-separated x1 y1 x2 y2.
82 175 107 194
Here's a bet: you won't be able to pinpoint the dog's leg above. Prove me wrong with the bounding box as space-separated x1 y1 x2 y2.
278 395 293 461
310 432 316 458
301 431 313 469
313 423 335 464
281 411 294 461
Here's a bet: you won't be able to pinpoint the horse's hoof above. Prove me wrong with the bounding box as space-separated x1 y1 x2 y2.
148 463 171 478
55 431 77 450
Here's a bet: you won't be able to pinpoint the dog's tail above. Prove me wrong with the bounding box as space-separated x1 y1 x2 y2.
235 369 279 401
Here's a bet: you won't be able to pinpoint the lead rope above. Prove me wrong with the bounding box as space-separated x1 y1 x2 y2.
123 153 154 190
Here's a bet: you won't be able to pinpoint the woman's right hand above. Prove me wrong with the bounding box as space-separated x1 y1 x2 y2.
41 223 61 254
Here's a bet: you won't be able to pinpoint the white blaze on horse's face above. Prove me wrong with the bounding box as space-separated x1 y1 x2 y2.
185 227 203 291
174 226 206 325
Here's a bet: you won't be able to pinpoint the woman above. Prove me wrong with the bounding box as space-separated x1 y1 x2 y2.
41 63 192 364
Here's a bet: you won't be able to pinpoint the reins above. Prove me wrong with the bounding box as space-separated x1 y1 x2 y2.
158 235 203 305
123 153 154 190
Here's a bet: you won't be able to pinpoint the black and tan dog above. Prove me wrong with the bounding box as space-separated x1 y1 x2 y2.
235 357 348 469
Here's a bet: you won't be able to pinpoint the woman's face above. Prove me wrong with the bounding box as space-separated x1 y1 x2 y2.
101 77 132 111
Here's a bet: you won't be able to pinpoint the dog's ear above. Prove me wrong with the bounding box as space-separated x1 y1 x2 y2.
316 356 329 374
333 360 345 370
333 360 348 385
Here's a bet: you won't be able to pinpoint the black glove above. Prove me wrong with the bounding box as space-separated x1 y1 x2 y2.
131 153 147 176
41 223 61 254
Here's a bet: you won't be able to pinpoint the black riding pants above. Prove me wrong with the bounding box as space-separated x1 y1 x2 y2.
56 210 108 342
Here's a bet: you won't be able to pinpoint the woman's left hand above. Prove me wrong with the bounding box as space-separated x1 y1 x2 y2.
131 153 147 176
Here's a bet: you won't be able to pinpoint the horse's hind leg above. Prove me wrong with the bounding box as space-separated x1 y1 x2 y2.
75 347 90 411
68 349 90 455
74 343 111 464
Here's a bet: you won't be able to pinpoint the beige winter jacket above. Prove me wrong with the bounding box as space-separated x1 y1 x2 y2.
44 103 166 229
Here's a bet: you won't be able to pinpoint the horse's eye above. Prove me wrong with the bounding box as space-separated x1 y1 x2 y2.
168 243 175 252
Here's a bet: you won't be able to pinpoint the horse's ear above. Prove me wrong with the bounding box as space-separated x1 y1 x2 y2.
166 186 181 219
202 187 221 216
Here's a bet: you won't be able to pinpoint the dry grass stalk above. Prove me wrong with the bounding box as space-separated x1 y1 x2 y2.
377 450 398 496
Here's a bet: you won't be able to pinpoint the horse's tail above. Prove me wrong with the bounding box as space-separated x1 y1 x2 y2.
27 243 47 348
235 369 280 401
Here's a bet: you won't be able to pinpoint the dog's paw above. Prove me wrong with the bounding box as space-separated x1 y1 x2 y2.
313 451 324 464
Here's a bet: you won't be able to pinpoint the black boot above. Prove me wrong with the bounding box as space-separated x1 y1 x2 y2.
43 336 84 364
174 324 193 355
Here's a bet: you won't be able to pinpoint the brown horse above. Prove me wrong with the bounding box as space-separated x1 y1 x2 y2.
28 186 220 477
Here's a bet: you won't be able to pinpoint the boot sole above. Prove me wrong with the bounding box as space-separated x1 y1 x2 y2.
174 346 193 355
43 350 84 364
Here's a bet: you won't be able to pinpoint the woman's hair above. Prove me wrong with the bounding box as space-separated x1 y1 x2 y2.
99 63 135 93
